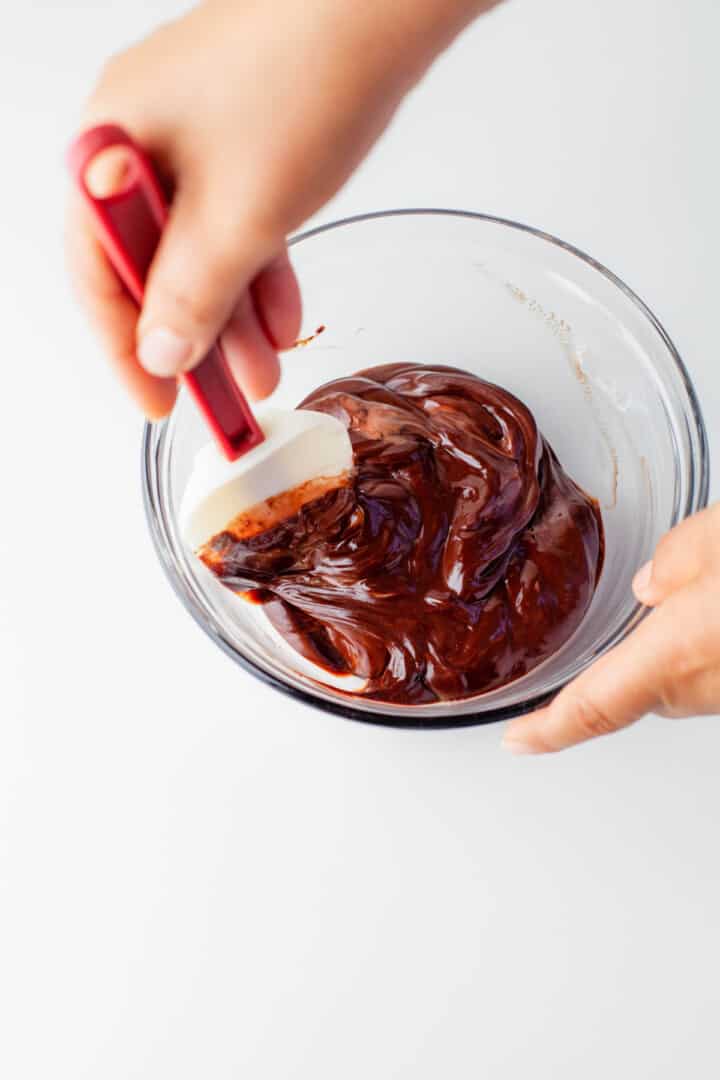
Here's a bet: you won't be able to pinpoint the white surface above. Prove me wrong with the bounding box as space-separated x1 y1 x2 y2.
1 1 719 1077
180 408 353 548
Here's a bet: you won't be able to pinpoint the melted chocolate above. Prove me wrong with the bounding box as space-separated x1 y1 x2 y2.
201 364 604 703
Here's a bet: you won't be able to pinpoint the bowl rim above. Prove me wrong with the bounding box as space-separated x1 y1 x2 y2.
142 208 711 730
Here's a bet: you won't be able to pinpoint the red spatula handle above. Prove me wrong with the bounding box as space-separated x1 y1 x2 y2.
67 124 264 461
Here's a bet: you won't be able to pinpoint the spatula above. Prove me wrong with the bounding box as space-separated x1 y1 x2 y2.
68 125 353 548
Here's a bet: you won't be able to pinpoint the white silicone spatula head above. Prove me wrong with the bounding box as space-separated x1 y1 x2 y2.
180 407 354 549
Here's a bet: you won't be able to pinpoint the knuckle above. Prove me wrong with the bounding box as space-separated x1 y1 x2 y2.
153 236 251 331
652 615 704 715
161 281 224 330
213 189 283 257
646 584 720 719
656 661 697 717
658 631 720 718
656 689 688 719
207 244 246 288
668 640 700 685
241 209 283 250
567 693 618 740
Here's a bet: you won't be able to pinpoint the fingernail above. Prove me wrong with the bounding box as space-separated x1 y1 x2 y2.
501 733 542 755
633 560 654 600
138 327 193 377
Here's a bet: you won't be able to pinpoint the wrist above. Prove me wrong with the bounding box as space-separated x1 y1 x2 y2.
392 0 499 66
348 0 499 91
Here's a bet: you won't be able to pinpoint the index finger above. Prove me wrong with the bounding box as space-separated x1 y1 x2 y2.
65 191 177 419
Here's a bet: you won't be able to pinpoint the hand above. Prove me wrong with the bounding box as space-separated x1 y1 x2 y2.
503 504 720 754
66 0 499 418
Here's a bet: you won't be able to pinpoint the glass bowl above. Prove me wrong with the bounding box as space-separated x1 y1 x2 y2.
142 210 709 728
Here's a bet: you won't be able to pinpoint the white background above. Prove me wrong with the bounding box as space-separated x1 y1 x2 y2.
2 1 719 1077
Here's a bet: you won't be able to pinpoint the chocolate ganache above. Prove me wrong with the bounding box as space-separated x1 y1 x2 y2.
200 364 604 703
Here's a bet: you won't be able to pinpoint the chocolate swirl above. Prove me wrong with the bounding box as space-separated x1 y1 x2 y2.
201 364 604 703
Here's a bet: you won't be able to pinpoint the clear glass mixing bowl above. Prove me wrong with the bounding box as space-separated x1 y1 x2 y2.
142 210 709 728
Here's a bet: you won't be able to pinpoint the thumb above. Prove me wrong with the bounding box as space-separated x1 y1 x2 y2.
137 179 276 377
501 605 680 754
